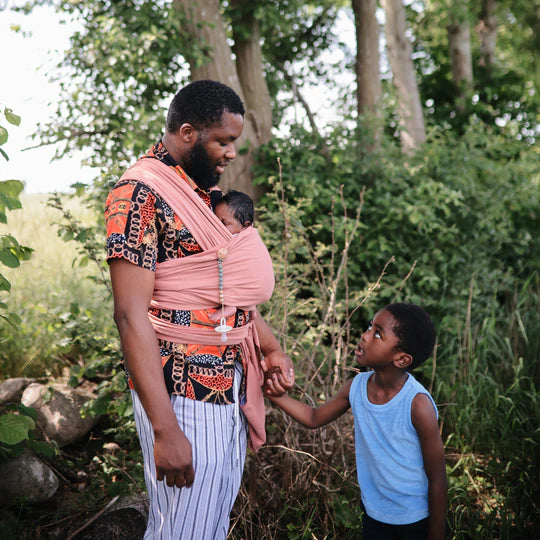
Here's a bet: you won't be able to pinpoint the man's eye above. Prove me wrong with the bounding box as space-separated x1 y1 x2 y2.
374 331 381 339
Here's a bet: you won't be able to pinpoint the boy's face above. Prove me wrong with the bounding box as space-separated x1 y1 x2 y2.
215 203 243 234
355 310 403 368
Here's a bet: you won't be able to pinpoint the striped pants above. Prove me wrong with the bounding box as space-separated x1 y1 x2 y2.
131 363 248 539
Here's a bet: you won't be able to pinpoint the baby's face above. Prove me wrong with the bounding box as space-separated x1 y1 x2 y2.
215 203 243 234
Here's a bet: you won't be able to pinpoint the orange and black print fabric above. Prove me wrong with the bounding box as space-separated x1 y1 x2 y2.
104 143 248 405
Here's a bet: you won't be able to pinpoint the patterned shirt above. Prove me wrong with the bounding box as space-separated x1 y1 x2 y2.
105 142 249 405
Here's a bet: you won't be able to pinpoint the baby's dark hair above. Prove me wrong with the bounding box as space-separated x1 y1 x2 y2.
384 303 436 371
166 80 245 132
218 190 254 227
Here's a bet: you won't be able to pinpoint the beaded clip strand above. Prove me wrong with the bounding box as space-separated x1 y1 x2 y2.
215 248 232 342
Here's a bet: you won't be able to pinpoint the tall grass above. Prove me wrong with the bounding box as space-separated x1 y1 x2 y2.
0 193 112 378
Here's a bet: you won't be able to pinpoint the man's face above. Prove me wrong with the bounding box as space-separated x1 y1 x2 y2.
184 112 243 190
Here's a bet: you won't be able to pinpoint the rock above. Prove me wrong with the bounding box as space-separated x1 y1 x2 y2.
21 382 99 447
0 378 36 406
71 494 149 539
0 452 59 505
102 442 122 455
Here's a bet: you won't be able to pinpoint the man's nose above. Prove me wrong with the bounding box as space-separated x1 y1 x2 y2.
225 143 236 160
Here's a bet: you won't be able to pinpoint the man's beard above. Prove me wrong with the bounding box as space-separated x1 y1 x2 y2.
183 140 220 190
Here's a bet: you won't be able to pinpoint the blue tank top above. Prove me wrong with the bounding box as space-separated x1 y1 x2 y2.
349 372 438 525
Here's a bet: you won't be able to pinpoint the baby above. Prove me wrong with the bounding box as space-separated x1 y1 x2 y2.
214 190 254 234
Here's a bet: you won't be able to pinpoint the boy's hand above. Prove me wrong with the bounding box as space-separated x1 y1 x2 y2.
261 352 294 397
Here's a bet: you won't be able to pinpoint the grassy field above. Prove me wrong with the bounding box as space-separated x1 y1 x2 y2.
0 192 112 378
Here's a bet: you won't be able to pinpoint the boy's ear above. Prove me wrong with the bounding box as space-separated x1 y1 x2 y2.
393 352 413 369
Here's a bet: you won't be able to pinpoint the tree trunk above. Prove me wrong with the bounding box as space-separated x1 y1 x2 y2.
230 0 273 147
477 0 497 69
172 0 262 200
352 0 382 146
381 0 426 152
448 7 474 114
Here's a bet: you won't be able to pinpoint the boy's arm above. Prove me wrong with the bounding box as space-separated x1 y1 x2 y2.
412 393 448 540
268 379 352 429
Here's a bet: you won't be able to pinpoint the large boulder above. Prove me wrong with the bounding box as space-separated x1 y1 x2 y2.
21 382 99 447
0 452 59 505
71 494 149 539
0 378 36 406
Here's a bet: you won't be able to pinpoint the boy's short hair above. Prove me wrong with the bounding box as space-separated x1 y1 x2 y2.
384 303 436 371
166 79 245 132
218 190 254 227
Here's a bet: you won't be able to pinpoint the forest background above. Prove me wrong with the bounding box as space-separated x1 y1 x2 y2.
0 0 538 538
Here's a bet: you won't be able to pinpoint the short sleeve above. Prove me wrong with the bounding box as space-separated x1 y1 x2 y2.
104 180 159 271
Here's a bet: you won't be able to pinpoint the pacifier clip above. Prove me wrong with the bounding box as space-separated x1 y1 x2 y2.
215 248 232 342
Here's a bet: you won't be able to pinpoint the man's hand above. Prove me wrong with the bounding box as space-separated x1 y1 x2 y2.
154 426 195 488
262 349 295 397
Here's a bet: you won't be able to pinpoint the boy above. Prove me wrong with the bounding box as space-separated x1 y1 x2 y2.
267 303 447 539
214 189 254 234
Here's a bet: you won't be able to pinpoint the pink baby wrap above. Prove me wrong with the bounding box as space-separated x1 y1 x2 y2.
119 158 275 451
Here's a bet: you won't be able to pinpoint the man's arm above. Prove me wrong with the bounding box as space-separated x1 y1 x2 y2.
109 259 194 488
268 380 352 429
412 394 448 540
254 312 295 396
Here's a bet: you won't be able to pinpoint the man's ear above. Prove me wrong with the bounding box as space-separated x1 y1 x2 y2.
179 122 198 143
393 352 413 369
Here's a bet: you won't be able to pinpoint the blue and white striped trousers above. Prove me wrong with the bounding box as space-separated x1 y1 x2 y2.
131 363 248 539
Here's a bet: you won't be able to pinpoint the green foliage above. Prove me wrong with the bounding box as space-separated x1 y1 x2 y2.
0 193 113 378
411 0 539 137
0 409 35 446
0 107 33 326
243 117 539 537
255 118 539 341
0 403 57 461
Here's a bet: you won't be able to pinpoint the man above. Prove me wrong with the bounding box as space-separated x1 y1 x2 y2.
105 80 294 539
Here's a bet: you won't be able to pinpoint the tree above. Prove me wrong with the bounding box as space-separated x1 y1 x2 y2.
351 0 382 145
477 0 497 70
172 0 270 199
381 0 426 152
447 1 474 114
14 0 342 200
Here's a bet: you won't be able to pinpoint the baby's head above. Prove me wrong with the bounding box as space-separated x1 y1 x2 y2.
215 190 254 234
383 303 436 371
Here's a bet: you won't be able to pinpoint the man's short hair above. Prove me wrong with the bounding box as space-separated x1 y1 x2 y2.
384 303 436 371
217 190 254 227
166 80 245 132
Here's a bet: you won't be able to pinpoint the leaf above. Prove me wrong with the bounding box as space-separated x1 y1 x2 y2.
0 180 24 199
17 404 38 421
0 413 35 445
27 439 57 458
4 108 21 127
0 148 8 161
0 250 21 269
0 274 11 291
0 127 8 146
